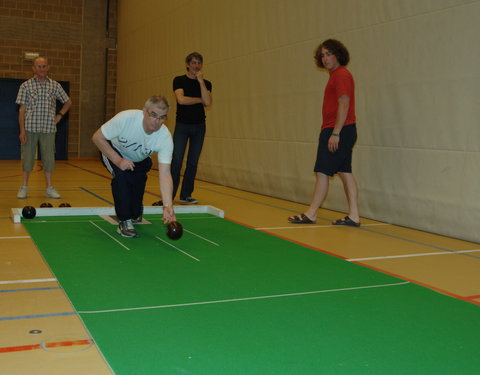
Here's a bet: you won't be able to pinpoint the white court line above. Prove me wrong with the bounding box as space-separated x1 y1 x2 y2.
0 236 30 239
78 281 410 314
348 249 480 262
257 223 390 230
184 229 220 246
147 216 218 221
89 221 130 251
155 236 200 262
0 278 57 285
28 220 102 224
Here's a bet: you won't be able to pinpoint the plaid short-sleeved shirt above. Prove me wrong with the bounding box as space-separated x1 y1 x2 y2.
16 76 70 133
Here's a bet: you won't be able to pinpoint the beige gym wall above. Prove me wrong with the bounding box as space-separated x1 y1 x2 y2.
116 0 480 242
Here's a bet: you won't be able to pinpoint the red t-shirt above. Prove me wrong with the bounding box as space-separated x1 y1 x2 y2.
321 66 356 129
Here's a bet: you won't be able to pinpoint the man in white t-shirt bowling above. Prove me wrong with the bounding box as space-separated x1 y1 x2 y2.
92 95 176 238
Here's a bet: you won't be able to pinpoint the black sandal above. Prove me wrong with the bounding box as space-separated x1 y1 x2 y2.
288 213 316 224
332 216 360 227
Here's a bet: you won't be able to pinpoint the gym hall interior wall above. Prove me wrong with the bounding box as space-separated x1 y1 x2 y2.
115 0 480 243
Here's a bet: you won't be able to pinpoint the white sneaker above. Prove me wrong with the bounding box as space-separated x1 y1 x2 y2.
17 186 28 199
45 186 61 199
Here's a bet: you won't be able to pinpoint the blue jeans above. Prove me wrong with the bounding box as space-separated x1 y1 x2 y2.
171 121 206 199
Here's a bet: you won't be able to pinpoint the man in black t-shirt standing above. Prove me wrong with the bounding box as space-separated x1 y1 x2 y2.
171 52 212 204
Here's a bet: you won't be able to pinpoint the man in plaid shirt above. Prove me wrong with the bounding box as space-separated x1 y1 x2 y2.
16 56 72 199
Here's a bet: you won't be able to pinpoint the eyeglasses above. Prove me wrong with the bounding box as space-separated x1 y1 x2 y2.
147 110 167 121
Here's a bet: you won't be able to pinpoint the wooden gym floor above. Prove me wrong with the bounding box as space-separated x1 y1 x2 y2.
0 159 479 374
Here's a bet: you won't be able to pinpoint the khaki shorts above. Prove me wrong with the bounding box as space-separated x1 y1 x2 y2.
21 131 56 173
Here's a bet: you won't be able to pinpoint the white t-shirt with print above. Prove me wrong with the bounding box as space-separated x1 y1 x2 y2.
101 109 173 164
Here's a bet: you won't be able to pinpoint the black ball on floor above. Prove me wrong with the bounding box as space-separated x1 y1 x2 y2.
166 221 183 240
152 200 163 206
40 202 53 208
59 203 71 207
22 206 36 219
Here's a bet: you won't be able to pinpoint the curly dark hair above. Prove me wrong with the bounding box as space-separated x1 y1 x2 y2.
314 39 350 68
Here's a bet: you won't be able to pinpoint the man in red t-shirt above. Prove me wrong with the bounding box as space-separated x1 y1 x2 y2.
289 39 360 227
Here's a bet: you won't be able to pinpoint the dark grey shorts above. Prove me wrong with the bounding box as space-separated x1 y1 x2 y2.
314 124 357 176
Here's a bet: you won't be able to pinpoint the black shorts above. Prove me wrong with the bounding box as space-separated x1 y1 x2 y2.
314 124 357 176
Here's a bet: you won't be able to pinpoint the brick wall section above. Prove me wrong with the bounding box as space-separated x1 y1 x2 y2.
0 0 83 158
0 0 117 159
0 38 81 157
0 0 83 24
106 0 117 122
105 48 117 121
107 0 117 39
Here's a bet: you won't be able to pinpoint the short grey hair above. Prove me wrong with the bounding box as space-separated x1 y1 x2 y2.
144 95 169 111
